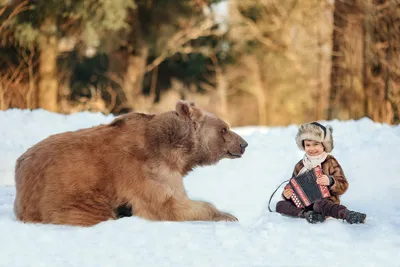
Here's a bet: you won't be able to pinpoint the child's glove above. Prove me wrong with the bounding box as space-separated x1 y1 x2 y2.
283 188 294 199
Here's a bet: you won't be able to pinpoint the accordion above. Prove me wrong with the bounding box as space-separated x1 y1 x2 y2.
288 166 331 208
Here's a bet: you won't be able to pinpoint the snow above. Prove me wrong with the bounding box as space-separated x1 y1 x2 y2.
0 109 399 267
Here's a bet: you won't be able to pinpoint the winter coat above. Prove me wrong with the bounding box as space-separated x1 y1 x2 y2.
287 155 349 204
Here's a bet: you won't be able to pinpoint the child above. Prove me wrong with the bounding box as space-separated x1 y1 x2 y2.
276 122 366 224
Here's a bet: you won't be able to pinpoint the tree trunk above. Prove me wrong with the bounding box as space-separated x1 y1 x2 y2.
328 0 364 120
254 57 268 125
216 74 228 122
364 0 400 124
38 18 58 112
315 22 324 121
209 54 228 122
123 38 150 112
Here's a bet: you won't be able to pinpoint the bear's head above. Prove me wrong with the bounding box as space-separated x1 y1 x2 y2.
175 100 248 166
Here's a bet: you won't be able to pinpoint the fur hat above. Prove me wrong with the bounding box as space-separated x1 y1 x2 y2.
295 122 334 153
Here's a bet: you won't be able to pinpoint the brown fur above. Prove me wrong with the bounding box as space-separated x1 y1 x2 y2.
13 100 248 226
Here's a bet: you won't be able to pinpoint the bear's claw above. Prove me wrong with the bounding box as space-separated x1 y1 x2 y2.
215 212 238 222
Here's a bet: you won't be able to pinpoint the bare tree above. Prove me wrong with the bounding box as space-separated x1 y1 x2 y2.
118 11 225 113
0 1 36 110
328 0 365 120
0 45 38 110
364 0 400 124
227 0 333 125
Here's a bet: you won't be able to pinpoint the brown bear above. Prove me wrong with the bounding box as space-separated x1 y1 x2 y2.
13 100 248 226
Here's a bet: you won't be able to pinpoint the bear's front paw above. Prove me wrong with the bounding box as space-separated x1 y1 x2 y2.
214 211 238 222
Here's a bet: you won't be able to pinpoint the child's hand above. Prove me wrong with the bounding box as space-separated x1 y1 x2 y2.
283 189 294 199
316 175 330 186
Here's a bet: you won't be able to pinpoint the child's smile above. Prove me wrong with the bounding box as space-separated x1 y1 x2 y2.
304 140 325 156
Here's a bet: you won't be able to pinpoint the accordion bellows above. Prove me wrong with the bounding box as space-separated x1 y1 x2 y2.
289 166 331 208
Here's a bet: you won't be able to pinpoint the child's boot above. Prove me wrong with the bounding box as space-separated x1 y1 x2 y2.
344 210 366 224
304 211 326 224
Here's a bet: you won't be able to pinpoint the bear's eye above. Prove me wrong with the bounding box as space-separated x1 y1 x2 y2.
222 127 227 134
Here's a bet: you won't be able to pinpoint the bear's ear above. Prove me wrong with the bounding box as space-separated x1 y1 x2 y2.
176 100 204 121
109 116 126 127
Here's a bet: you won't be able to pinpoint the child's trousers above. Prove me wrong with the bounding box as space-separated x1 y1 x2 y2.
276 198 348 219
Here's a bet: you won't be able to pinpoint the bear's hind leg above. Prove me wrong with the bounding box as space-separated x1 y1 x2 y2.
49 207 115 227
45 195 116 226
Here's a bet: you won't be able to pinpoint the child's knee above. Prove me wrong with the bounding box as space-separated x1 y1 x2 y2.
313 199 330 213
275 201 287 213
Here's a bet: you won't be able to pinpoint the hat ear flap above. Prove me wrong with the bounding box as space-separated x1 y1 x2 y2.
296 127 304 151
322 125 334 153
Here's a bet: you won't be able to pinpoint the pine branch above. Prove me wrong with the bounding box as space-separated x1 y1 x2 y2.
146 18 223 72
0 1 30 34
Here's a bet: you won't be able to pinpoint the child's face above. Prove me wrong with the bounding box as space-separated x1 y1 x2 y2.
304 140 325 156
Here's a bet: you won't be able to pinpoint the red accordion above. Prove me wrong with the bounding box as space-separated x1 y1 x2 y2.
287 166 331 208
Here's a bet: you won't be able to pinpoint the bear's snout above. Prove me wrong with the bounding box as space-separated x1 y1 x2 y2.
240 139 248 154
226 133 248 158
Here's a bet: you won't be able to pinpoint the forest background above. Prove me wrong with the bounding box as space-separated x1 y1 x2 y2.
1 0 399 126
